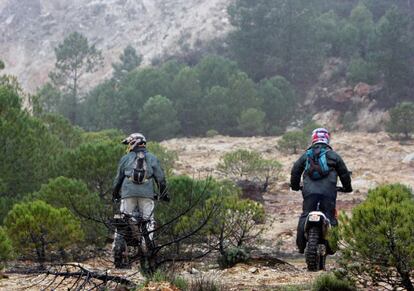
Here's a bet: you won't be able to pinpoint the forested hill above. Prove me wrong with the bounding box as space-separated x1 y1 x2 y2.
0 0 232 91
1 0 414 137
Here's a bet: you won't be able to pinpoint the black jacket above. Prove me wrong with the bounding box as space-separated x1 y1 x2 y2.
290 144 352 198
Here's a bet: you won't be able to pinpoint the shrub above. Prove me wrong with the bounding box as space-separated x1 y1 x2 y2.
81 129 124 143
61 140 124 198
148 269 189 290
206 129 219 137
386 102 414 140
267 125 285 136
347 57 378 85
217 246 249 268
147 141 178 177
0 227 14 269
155 176 240 259
312 273 356 291
189 275 224 291
217 149 282 187
4 200 84 264
201 194 265 268
277 131 308 154
237 108 266 136
140 95 181 141
157 175 264 267
31 177 107 246
332 184 414 290
40 114 84 148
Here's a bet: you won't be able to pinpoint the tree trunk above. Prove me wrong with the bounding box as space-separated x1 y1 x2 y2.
70 67 78 124
399 270 414 291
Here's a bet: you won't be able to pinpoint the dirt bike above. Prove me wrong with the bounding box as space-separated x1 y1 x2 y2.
111 208 156 273
303 186 345 271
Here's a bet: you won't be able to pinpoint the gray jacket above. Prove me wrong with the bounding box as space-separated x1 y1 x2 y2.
113 149 165 199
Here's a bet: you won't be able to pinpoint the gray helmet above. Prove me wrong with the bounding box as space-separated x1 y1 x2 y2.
122 133 146 149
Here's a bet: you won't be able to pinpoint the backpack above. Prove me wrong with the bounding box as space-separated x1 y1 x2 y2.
131 151 148 184
305 146 331 180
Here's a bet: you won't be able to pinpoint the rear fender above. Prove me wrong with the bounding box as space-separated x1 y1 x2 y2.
304 211 331 239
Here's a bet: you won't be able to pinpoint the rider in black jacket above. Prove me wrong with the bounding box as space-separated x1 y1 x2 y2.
290 128 352 253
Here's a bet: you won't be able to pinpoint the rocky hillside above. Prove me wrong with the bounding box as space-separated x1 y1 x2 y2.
0 0 232 91
303 58 389 132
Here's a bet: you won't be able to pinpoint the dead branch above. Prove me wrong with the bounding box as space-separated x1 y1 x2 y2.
6 264 136 289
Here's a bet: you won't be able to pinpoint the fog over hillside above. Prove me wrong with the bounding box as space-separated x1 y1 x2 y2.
0 0 232 91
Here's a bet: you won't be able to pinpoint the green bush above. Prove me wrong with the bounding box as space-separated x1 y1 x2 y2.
61 140 124 198
332 184 414 290
0 196 18 225
156 175 264 268
155 176 240 259
312 273 356 291
159 176 238 229
237 108 266 136
0 227 14 269
0 86 63 203
347 57 378 85
40 114 84 148
4 200 84 263
148 269 189 290
258 76 298 132
277 131 308 154
198 194 265 268
31 177 107 246
189 275 224 291
81 129 124 144
140 95 181 141
386 102 414 140
217 246 249 268
147 141 178 177
267 125 285 136
217 149 282 186
205 129 219 137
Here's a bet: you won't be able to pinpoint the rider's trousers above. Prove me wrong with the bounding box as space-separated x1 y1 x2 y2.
121 197 155 240
113 197 155 252
296 194 337 253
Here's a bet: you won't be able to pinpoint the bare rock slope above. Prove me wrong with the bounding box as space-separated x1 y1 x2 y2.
0 0 232 91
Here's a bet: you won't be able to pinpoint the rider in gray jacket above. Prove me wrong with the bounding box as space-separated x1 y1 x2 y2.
112 133 169 246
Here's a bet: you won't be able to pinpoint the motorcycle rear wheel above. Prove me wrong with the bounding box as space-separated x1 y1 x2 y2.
305 226 322 271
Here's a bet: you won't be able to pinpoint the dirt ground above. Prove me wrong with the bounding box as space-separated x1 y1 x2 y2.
2 132 413 290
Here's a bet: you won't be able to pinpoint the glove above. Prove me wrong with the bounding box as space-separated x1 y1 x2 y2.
112 191 121 202
290 184 301 191
342 187 353 193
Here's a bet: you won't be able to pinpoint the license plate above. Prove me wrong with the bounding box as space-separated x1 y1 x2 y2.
309 214 320 222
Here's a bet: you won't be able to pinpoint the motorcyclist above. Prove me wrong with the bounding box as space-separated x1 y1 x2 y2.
112 133 169 254
290 128 352 254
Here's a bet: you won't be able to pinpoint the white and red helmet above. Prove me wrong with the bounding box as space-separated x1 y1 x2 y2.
122 133 147 149
311 128 330 145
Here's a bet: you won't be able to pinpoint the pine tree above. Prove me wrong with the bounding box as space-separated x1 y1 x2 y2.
49 32 103 123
